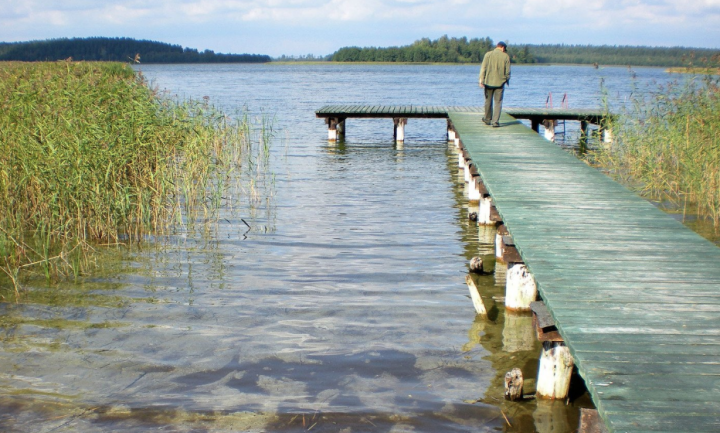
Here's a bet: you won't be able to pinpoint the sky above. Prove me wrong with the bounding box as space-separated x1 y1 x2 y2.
1 0 719 57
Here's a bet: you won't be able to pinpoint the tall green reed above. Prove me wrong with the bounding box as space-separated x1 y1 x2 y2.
590 71 720 226
0 61 272 299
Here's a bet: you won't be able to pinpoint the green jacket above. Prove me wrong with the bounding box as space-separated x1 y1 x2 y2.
479 48 511 88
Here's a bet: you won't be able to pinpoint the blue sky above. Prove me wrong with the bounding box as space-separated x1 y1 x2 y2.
1 0 719 57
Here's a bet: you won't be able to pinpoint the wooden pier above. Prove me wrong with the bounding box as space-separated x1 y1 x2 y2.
317 106 720 433
315 105 609 141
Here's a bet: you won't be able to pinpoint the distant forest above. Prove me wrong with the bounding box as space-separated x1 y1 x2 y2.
330 36 720 67
0 37 272 63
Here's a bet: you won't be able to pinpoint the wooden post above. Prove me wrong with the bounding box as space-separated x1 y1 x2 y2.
393 117 408 142
579 120 589 154
531 119 540 132
542 119 556 142
506 264 537 311
495 224 509 260
536 341 574 399
469 256 484 273
447 119 456 142
504 368 524 401
464 161 474 184
326 117 344 141
468 177 481 201
602 128 613 143
477 196 493 225
465 274 488 316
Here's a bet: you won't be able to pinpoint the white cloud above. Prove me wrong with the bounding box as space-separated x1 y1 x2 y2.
0 0 717 54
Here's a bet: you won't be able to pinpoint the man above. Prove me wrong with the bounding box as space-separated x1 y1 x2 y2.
479 41 511 127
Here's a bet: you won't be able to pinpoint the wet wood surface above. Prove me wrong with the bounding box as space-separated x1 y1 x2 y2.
448 111 720 432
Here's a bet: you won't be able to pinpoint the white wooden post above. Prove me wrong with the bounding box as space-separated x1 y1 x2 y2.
454 137 461 148
393 117 407 142
448 128 456 142
536 342 574 399
465 274 488 316
495 232 503 259
468 177 481 201
464 161 475 184
327 117 340 141
506 263 537 311
603 128 613 143
543 119 556 142
477 196 493 225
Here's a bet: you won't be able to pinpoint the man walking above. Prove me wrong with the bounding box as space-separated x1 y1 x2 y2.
479 41 511 127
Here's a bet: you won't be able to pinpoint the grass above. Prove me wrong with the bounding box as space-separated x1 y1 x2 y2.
589 72 720 227
0 61 271 300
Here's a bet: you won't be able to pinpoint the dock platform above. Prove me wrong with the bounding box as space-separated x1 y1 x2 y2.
316 105 720 432
315 105 609 140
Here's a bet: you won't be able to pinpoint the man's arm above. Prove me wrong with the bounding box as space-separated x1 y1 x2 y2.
479 58 487 88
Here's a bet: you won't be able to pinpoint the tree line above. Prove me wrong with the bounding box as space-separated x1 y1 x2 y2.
0 37 271 63
330 36 720 67
332 36 535 63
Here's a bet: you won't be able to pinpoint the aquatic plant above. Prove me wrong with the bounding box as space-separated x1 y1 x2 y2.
590 72 720 226
0 61 271 298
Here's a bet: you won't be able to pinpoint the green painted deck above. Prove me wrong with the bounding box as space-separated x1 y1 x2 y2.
315 105 608 124
449 111 720 433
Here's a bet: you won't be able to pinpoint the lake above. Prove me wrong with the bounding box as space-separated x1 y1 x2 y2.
0 64 688 432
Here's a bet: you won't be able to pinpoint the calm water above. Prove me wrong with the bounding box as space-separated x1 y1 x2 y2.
0 64 684 432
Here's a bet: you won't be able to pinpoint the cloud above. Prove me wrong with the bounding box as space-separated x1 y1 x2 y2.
0 0 717 55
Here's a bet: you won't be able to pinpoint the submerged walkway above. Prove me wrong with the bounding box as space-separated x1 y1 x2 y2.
451 111 720 433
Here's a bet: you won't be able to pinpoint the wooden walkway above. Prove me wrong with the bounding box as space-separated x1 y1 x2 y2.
449 111 720 433
316 105 608 138
316 105 607 123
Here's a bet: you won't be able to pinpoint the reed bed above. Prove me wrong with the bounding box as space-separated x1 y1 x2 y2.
590 73 720 226
0 61 269 298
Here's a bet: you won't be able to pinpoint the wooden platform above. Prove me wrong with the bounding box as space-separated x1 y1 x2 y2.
449 111 720 433
316 105 608 123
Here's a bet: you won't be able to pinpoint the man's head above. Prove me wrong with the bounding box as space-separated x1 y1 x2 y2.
497 41 507 52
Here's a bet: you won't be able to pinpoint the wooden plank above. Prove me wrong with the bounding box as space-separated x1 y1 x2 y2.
447 110 720 432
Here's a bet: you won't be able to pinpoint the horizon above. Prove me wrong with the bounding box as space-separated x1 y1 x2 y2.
2 1 719 57
3 36 720 60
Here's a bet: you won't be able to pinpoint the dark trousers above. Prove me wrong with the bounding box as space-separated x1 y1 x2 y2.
484 85 505 124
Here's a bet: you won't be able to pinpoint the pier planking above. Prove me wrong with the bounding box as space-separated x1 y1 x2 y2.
448 111 720 433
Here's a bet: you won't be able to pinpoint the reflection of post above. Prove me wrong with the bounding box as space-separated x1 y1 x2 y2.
502 311 535 352
393 117 408 142
533 400 572 433
461 314 487 352
477 225 496 253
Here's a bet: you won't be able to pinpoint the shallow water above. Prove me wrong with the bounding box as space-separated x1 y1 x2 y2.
0 64 708 432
